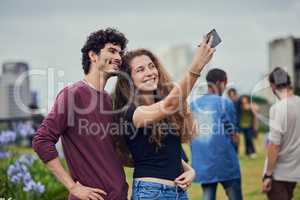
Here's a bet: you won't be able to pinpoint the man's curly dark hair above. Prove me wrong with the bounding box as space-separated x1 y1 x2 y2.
81 28 128 74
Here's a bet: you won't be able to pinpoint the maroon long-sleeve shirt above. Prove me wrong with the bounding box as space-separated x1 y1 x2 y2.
32 81 128 200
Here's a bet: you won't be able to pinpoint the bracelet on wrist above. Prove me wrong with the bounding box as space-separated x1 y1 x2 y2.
189 70 201 77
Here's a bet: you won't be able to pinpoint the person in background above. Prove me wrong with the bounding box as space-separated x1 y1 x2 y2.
227 88 240 153
237 95 258 158
190 68 242 200
262 67 300 200
227 88 239 107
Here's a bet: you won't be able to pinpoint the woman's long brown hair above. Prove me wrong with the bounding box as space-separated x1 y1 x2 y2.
112 49 196 165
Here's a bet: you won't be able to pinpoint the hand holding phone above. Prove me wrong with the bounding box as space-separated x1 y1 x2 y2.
205 29 222 48
191 36 216 74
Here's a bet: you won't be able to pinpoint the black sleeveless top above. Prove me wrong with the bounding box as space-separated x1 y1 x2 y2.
123 104 184 180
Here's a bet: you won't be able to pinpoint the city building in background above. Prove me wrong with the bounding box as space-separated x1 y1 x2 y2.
160 44 193 81
0 62 31 119
159 44 212 98
269 36 300 95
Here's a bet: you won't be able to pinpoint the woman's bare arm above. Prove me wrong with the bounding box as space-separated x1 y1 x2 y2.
133 37 215 128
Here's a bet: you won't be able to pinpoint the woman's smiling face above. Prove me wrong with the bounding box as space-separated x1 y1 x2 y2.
130 55 159 92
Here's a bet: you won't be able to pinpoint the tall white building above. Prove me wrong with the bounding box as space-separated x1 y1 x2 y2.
269 36 300 94
160 44 194 81
159 44 210 98
0 62 31 119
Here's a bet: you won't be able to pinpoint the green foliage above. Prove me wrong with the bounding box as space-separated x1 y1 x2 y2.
2 142 300 200
258 121 269 133
0 153 68 200
251 96 269 104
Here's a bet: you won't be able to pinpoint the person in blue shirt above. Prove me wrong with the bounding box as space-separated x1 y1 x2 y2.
190 68 243 200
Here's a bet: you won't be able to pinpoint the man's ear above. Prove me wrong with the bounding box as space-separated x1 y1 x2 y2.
270 83 276 91
216 80 225 87
88 51 97 63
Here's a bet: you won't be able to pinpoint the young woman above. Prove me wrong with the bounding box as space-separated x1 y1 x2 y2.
113 37 215 199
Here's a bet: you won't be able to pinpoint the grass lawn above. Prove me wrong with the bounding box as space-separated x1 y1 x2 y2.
124 134 300 199
2 135 299 199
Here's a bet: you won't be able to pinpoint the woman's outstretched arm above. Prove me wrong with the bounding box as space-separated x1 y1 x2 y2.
133 36 215 128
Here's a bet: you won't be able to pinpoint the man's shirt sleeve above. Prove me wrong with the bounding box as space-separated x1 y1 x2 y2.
268 104 286 145
32 88 69 163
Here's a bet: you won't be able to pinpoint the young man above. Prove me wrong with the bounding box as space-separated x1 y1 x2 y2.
190 68 243 200
262 67 300 200
32 28 129 200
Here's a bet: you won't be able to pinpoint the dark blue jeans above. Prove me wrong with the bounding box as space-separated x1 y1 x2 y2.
131 180 189 200
201 178 243 200
241 128 256 156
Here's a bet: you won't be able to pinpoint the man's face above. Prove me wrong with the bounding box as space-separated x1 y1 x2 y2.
95 43 122 76
228 91 237 101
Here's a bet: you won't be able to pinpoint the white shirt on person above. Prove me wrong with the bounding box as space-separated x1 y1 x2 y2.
265 95 300 182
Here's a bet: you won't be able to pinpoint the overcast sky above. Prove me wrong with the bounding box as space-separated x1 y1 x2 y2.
0 0 299 111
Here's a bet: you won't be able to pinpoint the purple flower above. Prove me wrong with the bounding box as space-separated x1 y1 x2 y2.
16 122 35 137
10 174 22 183
0 130 17 145
23 181 45 193
23 171 32 184
23 180 35 192
7 162 21 177
34 182 45 193
7 154 45 194
7 161 29 183
19 154 37 166
0 151 11 159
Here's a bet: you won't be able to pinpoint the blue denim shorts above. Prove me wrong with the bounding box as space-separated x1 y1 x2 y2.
131 179 189 200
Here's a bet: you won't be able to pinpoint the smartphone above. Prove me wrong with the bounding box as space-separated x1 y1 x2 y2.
206 29 222 48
